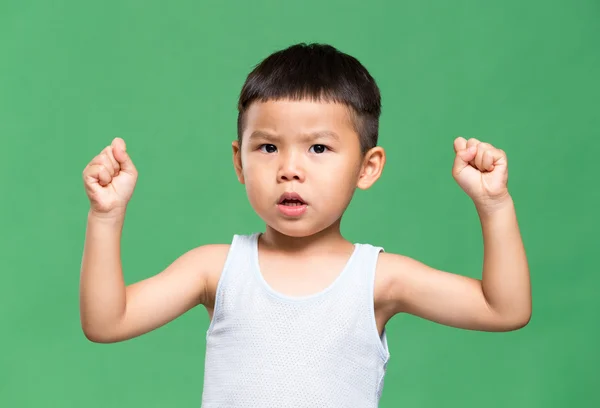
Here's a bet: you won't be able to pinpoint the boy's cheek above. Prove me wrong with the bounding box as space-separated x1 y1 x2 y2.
243 168 271 187
245 189 270 217
244 177 273 204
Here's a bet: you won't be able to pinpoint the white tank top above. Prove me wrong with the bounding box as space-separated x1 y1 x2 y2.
201 233 390 407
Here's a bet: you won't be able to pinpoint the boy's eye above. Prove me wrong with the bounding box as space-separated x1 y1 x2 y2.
259 144 277 153
309 144 328 154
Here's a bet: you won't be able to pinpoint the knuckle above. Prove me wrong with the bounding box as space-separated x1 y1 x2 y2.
101 157 114 170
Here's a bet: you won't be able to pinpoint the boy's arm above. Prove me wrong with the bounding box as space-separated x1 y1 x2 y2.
380 196 531 332
380 137 531 332
79 137 229 343
80 211 229 343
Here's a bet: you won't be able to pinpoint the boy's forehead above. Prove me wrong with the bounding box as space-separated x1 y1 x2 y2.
243 99 356 137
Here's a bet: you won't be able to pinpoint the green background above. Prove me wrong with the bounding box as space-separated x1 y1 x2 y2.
1 0 597 406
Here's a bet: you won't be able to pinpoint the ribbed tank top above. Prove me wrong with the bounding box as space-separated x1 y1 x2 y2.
201 233 391 407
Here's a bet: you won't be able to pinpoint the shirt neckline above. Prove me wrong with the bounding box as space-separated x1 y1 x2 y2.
251 232 360 303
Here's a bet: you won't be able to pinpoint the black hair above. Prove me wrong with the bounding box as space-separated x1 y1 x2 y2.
237 43 381 154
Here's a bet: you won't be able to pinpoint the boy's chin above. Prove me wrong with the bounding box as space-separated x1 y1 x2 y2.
263 219 329 239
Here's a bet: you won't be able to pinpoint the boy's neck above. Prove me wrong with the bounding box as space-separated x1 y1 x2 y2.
259 220 352 254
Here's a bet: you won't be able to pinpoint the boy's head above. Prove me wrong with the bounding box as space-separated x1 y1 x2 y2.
237 43 381 154
232 43 386 238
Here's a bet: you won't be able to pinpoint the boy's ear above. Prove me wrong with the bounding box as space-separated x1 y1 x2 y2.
232 141 245 184
357 146 386 190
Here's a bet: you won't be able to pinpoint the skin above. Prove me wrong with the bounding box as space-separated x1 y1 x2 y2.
79 99 531 343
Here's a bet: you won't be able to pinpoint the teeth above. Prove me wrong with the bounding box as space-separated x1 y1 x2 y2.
282 200 303 206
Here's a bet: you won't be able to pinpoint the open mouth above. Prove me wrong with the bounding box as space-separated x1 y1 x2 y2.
277 192 307 216
278 192 307 206
280 199 304 206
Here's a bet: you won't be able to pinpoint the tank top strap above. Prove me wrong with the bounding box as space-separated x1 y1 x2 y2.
345 241 385 299
205 233 258 339
347 242 390 361
353 242 385 279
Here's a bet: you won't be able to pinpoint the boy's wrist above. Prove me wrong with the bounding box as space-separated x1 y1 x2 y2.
474 193 515 220
88 208 127 225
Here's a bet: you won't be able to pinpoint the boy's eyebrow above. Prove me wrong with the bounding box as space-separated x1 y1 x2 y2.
303 131 340 142
248 131 281 142
248 130 341 143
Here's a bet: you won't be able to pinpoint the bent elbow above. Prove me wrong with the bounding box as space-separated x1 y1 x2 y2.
81 325 120 344
515 311 532 329
500 309 532 331
82 328 109 343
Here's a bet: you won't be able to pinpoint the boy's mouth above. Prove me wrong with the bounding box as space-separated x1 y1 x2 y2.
277 192 307 217
278 192 307 206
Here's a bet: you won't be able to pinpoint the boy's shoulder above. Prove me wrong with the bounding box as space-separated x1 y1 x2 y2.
373 251 419 303
174 243 230 309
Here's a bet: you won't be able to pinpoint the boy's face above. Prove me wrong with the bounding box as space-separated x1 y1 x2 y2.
233 99 384 238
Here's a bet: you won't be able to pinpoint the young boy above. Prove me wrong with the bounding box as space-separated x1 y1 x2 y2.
80 43 531 407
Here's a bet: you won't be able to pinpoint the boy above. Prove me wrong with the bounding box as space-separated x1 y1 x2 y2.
80 43 531 407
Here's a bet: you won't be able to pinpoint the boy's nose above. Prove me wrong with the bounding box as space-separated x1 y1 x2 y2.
277 157 305 183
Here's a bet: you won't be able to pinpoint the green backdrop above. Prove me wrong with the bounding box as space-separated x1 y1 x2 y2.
1 1 597 406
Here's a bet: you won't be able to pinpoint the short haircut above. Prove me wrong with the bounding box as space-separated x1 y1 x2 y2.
237 43 381 154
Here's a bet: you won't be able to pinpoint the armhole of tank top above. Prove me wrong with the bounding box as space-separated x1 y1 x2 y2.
368 246 391 362
206 234 239 338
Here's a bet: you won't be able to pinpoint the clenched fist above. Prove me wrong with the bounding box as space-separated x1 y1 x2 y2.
82 137 138 216
452 137 510 212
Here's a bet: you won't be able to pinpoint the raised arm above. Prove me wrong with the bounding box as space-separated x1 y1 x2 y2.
380 138 531 332
79 138 227 343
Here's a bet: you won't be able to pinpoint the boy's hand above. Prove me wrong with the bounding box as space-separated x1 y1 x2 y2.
82 137 138 217
452 137 510 212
